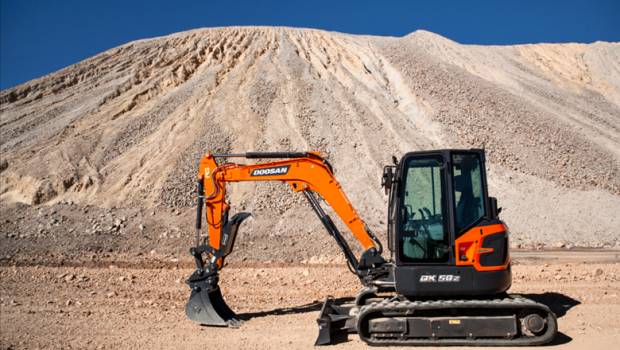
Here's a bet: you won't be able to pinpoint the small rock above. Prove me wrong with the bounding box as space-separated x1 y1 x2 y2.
79 275 89 282
106 291 117 298
64 274 75 282
594 268 604 277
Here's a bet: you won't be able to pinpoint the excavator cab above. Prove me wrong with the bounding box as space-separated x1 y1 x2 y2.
346 149 555 346
385 149 511 297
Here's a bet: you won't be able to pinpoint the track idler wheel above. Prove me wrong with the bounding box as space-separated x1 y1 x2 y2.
520 313 546 336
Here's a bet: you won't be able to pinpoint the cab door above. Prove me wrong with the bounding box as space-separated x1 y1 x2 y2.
395 152 452 265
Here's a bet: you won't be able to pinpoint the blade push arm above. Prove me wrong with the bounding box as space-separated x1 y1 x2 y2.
195 152 381 272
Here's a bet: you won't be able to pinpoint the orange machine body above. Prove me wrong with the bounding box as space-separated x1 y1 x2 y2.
455 223 510 272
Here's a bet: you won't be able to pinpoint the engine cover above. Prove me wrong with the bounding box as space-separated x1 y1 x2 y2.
394 265 511 297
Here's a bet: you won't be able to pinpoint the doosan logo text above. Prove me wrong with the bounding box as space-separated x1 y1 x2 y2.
251 166 290 176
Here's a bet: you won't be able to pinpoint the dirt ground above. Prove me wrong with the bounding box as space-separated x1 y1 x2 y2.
1 252 618 349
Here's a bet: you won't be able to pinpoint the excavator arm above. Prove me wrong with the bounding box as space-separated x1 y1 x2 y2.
201 152 378 253
186 151 385 327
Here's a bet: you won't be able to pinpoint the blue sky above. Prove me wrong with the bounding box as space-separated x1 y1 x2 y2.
1 0 619 89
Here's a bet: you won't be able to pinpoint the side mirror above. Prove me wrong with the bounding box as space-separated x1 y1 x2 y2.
381 166 395 195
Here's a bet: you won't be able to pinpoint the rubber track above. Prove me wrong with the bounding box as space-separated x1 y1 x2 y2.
357 295 557 346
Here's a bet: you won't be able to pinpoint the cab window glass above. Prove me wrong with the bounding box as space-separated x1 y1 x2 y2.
452 153 485 234
399 156 448 263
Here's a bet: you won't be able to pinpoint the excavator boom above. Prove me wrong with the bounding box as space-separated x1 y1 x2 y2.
198 151 377 255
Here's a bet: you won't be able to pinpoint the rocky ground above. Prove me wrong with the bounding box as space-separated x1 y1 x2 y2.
1 254 619 349
2 201 618 273
0 202 356 268
2 200 618 349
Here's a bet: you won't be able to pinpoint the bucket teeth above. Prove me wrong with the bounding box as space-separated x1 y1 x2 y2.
185 286 240 327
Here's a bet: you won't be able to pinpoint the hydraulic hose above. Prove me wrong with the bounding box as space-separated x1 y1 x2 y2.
195 179 204 247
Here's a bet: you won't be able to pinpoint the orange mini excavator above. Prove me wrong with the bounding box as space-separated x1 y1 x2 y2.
185 150 557 346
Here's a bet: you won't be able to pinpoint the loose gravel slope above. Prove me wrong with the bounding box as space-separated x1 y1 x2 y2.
1 27 619 251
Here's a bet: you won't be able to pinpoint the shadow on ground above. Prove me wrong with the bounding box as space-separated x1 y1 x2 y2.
238 296 354 320
522 292 580 318
521 292 580 346
241 292 580 320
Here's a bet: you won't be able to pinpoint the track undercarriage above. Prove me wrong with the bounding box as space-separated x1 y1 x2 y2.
316 292 557 346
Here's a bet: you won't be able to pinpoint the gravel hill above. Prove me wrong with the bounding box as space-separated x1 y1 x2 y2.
1 27 619 255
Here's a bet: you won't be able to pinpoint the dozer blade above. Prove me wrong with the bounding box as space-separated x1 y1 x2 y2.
185 285 241 327
315 297 354 345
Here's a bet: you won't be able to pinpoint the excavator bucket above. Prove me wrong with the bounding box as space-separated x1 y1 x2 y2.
185 285 241 327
